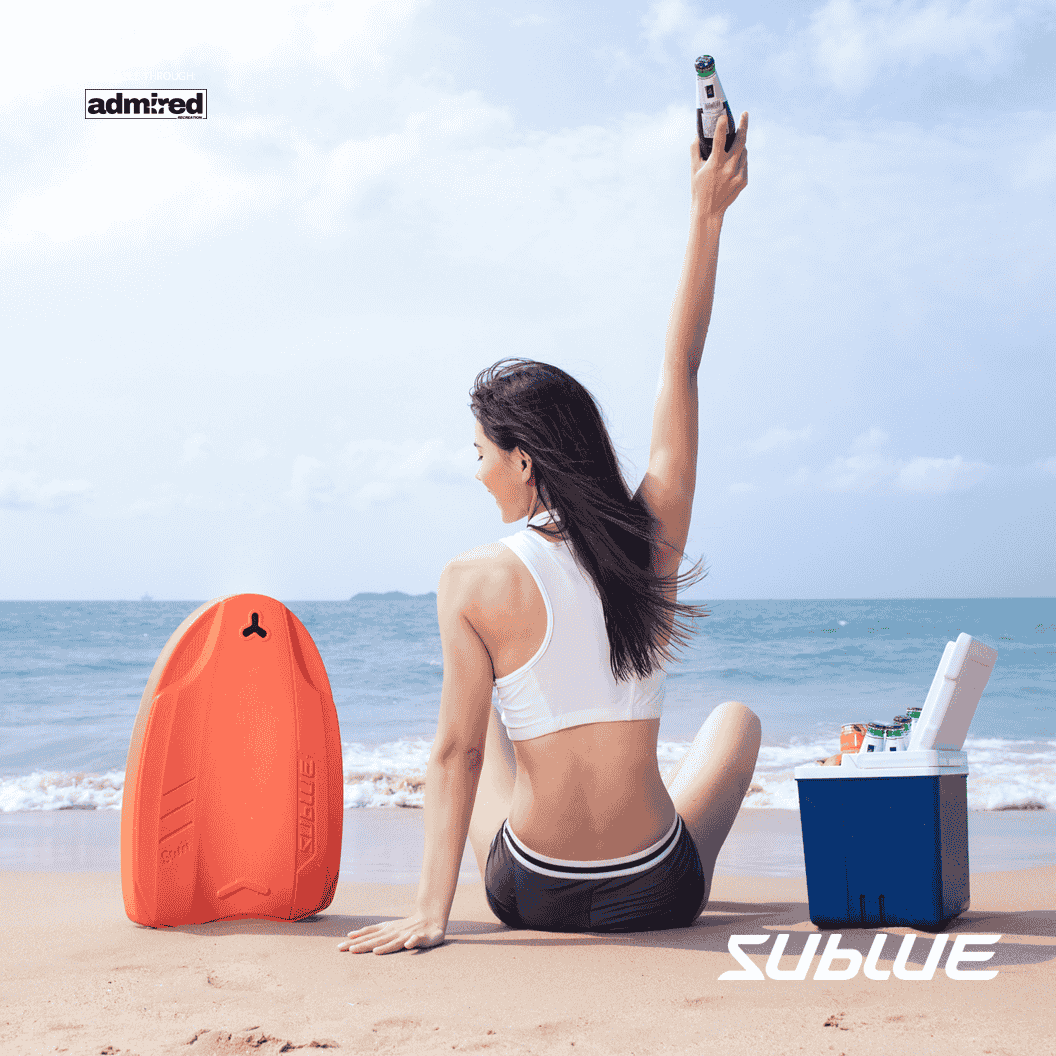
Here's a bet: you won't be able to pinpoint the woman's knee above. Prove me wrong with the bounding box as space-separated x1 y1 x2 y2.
714 700 761 739
712 701 761 769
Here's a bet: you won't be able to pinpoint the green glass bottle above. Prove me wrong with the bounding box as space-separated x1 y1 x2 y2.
695 55 736 161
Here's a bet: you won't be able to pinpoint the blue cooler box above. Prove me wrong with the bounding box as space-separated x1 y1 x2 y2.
795 750 969 931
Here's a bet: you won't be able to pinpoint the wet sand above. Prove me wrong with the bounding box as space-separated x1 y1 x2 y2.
2 805 1052 877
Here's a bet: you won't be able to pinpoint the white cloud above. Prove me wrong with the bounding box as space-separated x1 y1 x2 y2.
284 438 476 509
2 81 518 248
0 432 44 465
304 0 426 63
295 128 412 233
807 0 1027 94
128 481 261 516
237 440 270 463
0 0 429 105
638 0 1048 98
638 0 1056 99
287 455 337 506
341 437 477 498
896 455 988 492
1014 130 1056 190
129 483 196 516
811 427 989 493
729 482 758 494
1033 456 1056 476
297 91 512 233
0 0 440 247
181 433 212 463
821 426 897 491
391 438 474 483
641 1 730 56
2 126 285 246
509 14 547 28
0 472 92 511
748 426 813 454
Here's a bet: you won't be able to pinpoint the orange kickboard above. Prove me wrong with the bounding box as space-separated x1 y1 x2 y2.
121 595 343 927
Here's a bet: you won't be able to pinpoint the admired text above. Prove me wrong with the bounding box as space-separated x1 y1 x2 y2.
85 90 207 119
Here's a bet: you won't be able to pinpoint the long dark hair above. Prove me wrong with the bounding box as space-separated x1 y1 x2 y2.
470 358 708 681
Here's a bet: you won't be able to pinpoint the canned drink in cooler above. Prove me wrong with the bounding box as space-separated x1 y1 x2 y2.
841 723 868 754
907 707 922 739
860 723 886 753
884 725 907 751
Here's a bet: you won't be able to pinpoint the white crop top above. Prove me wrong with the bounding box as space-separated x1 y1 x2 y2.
492 511 666 741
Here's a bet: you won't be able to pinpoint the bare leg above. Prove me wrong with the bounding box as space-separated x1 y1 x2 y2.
467 703 517 879
665 701 761 906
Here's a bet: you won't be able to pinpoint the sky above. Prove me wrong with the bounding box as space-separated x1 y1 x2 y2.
2 0 1054 601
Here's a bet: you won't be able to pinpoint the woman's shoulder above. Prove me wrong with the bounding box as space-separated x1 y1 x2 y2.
440 540 521 596
445 539 517 572
440 540 533 622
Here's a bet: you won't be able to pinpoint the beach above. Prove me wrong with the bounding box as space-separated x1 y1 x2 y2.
3 599 1053 1051
3 808 1053 1056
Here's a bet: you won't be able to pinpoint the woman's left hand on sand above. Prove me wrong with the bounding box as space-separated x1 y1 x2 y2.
338 914 446 954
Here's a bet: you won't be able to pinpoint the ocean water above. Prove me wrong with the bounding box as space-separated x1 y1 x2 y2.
0 598 1053 814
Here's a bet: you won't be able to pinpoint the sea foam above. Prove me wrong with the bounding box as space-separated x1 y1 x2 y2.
2 736 1052 812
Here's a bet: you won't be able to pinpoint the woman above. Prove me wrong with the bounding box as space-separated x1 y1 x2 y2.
339 110 758 952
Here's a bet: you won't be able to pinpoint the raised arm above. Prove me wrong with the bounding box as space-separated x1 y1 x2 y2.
634 109 748 578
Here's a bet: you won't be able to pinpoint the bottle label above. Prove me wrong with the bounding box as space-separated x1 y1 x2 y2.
696 73 727 136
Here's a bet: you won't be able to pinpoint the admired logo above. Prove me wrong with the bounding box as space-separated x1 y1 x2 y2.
298 756 315 857
719 933 1000 981
85 90 207 119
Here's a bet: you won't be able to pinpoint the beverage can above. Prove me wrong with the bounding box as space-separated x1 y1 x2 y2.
884 725 907 751
860 723 886 753
840 723 868 753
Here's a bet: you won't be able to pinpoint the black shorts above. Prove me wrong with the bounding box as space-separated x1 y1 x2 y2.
484 814 707 933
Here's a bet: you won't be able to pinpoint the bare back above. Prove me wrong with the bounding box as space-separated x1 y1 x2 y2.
461 530 677 860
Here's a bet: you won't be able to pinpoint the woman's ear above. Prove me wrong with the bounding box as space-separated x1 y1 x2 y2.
515 448 533 483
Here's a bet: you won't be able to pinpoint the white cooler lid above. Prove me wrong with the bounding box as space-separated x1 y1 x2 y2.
795 749 968 780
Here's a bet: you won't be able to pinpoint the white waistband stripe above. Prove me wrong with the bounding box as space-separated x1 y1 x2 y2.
502 816 681 880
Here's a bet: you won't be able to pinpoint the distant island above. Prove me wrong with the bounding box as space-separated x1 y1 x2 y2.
349 591 437 601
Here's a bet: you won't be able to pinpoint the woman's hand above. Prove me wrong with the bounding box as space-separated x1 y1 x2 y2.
337 913 446 955
690 110 748 221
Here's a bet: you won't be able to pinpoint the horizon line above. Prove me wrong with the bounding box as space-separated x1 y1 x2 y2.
1 596 1053 603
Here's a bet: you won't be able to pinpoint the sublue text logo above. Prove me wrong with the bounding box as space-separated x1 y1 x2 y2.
719 933 1000 981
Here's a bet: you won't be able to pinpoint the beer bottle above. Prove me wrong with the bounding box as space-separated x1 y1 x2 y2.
695 55 736 161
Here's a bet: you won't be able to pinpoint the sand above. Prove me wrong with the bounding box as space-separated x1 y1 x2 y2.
1 810 1053 1056
3 806 1052 877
